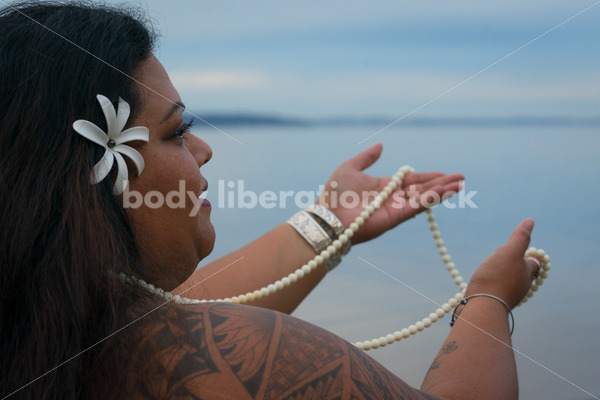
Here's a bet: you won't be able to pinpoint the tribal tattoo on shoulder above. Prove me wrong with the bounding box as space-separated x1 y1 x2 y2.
134 303 441 400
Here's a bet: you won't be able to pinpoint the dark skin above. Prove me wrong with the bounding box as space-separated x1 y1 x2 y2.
133 302 443 400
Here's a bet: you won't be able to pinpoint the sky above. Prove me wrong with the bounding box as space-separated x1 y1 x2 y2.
122 0 600 119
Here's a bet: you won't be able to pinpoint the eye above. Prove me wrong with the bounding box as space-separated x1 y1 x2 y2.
172 117 195 139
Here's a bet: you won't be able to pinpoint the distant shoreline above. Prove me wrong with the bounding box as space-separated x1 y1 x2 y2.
190 114 600 128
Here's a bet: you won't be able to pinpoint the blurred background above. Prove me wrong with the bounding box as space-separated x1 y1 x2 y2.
99 1 600 398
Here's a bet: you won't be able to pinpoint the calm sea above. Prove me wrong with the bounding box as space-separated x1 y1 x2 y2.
193 122 600 400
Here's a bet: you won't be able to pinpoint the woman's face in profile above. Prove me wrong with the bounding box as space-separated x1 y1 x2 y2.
125 55 215 289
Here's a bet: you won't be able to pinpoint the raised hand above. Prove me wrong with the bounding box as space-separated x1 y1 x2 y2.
317 142 464 244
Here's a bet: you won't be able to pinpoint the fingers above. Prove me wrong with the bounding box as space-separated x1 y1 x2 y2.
345 142 383 171
504 219 535 256
525 257 542 280
404 172 465 193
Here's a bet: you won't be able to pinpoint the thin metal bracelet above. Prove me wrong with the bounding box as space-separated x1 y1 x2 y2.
450 293 515 335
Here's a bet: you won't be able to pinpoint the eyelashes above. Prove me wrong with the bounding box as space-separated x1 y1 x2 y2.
172 117 195 138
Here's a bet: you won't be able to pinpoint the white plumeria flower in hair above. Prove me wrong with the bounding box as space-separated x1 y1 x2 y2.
73 94 149 195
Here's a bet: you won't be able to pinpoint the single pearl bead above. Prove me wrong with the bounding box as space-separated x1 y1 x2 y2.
384 186 393 195
315 255 324 265
392 176 401 183
446 262 456 270
308 260 317 270
386 334 395 344
536 249 545 257
327 245 337 255
355 216 365 225
423 318 432 327
408 325 417 335
393 331 403 341
370 339 380 349
536 277 544 285
362 341 372 351
436 308 446 318
455 292 464 301
448 298 458 308
454 276 464 285
344 228 354 238
253 290 263 299
543 254 550 263
439 247 448 255
450 269 459 277
246 292 255 302
275 280 284 290
366 205 375 215
543 263 551 271
288 273 298 283
320 250 330 260
355 342 364 350
360 210 369 219
350 222 359 232
415 321 425 331
435 239 444 247
429 313 438 323
540 271 549 278
380 191 389 200
267 284 277 294
372 198 382 209
433 231 441 239
427 214 435 223
459 282 468 291
295 269 305 279
339 234 349 244
378 337 388 347
442 255 451 263
400 328 410 338
387 180 398 190
333 240 342 250
442 303 451 312
230 297 239 304
302 264 311 274
430 223 438 231
282 277 291 287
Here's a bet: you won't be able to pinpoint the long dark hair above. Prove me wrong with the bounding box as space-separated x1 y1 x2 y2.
0 2 158 398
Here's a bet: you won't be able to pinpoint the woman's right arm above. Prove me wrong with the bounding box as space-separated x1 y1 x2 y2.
141 219 538 399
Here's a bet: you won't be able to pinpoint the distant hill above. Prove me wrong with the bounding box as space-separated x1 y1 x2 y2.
190 113 600 128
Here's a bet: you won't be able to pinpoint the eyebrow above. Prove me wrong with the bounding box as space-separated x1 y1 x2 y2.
162 101 186 122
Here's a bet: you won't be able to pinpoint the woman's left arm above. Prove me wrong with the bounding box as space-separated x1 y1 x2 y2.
175 143 464 313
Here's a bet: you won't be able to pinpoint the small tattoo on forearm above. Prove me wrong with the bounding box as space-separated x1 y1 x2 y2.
428 341 458 372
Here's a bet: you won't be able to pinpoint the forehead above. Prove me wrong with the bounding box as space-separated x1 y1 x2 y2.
133 55 182 125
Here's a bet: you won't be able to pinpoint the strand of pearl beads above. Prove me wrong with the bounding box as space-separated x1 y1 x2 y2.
352 213 550 351
123 165 550 351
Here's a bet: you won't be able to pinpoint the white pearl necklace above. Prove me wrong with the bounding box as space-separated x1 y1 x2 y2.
124 165 550 351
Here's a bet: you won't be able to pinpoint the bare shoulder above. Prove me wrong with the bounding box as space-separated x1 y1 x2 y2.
132 302 441 400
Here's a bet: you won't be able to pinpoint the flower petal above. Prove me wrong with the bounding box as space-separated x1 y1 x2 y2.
115 97 131 134
113 144 145 176
91 149 115 184
73 120 108 147
96 94 119 137
112 151 129 195
113 126 149 145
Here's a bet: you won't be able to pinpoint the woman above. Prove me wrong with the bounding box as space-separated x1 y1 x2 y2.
0 2 541 399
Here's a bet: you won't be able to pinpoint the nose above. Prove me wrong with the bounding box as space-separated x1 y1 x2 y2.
189 134 212 167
